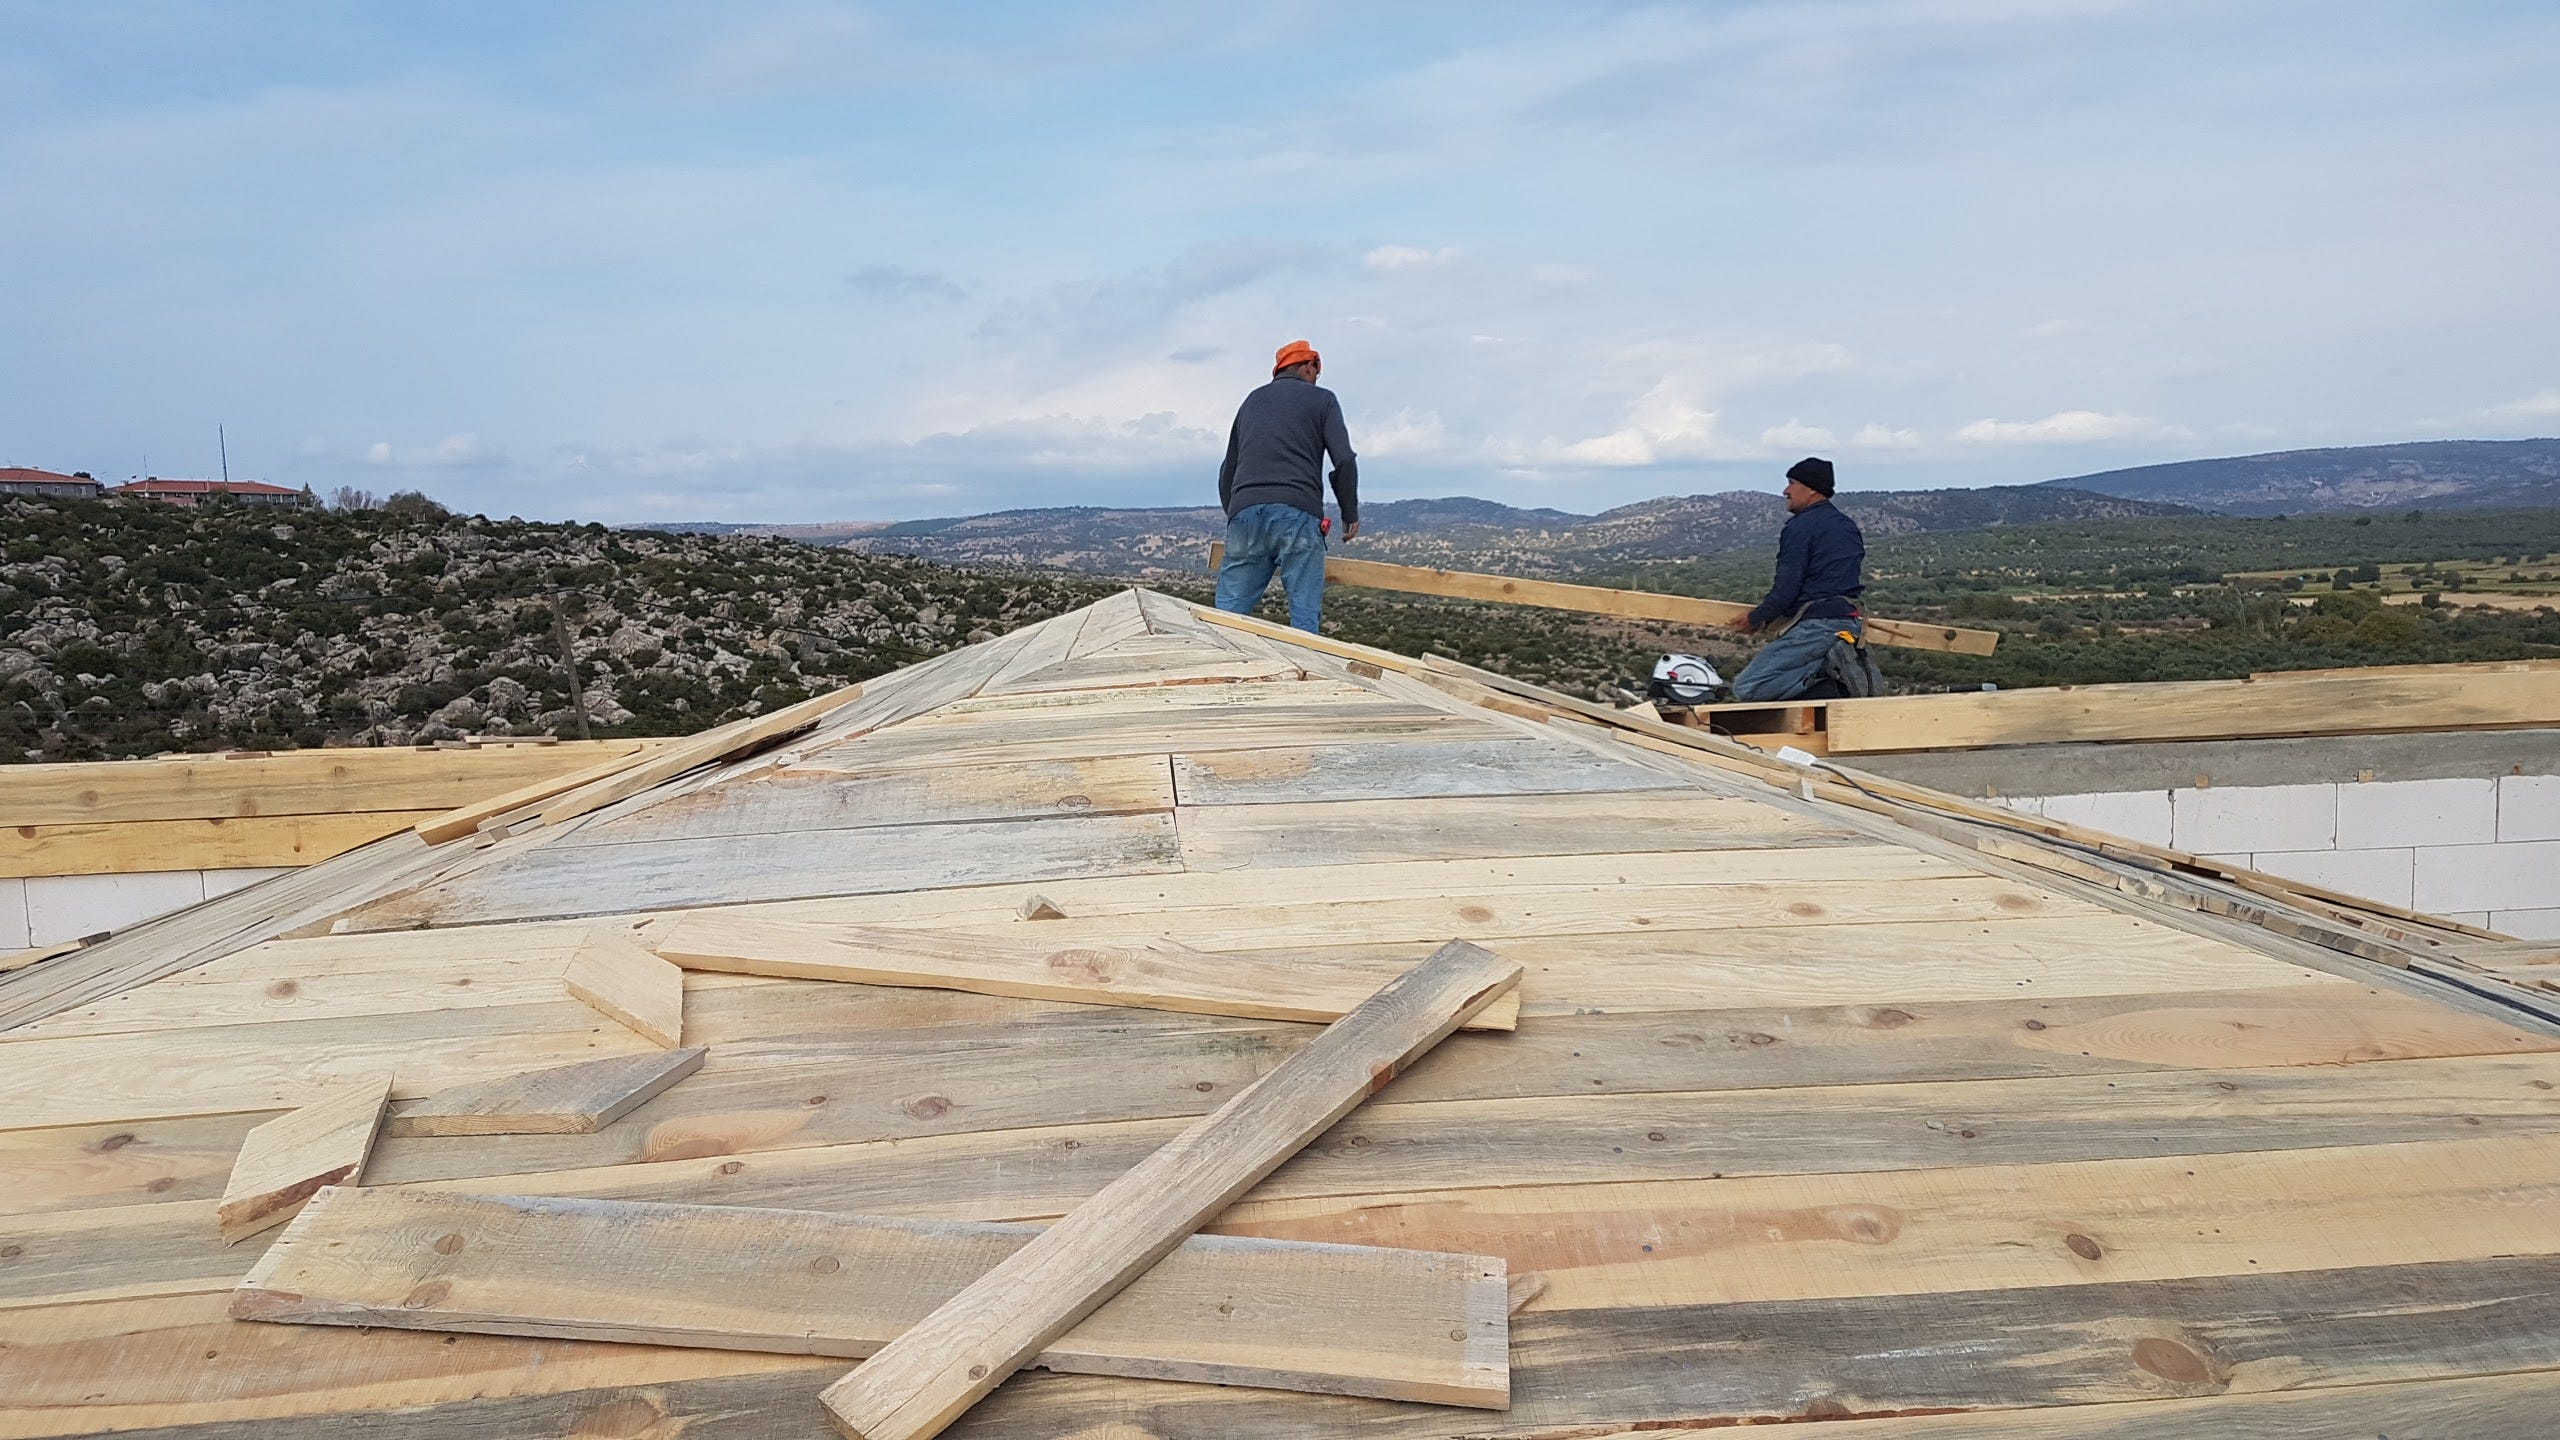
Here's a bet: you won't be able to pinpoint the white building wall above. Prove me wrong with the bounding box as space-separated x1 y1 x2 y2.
7 867 290 950
1993 774 2560 940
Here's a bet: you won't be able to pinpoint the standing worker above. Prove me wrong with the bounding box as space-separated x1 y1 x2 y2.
1214 339 1359 632
1726 456 1868 701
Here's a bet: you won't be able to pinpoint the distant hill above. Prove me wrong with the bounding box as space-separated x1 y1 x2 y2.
2045 438 2560 516
837 486 2191 578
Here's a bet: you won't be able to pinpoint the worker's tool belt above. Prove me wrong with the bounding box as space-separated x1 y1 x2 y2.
1793 596 1862 622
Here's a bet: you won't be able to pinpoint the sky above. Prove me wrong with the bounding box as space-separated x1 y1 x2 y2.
3 1 2557 524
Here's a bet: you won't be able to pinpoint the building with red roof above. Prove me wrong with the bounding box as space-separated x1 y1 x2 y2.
110 477 316 509
0 467 105 500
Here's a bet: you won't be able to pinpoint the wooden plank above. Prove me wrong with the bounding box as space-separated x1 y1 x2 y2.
2250 655 2560 681
1209 1132 2560 1313
648 911 1521 1031
976 606 1092 695
10 955 567 1040
413 744 688 844
385 1053 2560 1248
559 756 1176 847
232 1187 1508 1407
340 812 1186 930
1188 601 1423 669
563 932 685 1047
1173 737 1689 806
815 939 1522 1440
383 1048 706 1137
1176 791 1865 868
0 810 440 880
1824 667 2560 753
536 682 868 828
0 741 662 828
215 1075 392 1243
1066 589 1150 657
1205 546 2001 655
797 706 1489 776
989 651 1303 694
0 999 652 1129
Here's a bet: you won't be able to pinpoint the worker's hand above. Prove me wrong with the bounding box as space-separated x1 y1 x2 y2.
1341 519 1360 541
1726 613 1756 634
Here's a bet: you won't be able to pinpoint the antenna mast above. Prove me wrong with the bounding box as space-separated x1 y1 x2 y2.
219 425 230 485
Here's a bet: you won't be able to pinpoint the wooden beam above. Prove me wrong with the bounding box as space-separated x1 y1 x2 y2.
563 931 686 1047
2249 656 2560 682
383 1047 706 1136
215 1074 392 1243
232 1187 1509 1407
0 740 664 828
1823 667 2560 753
0 810 439 880
816 939 1522 1440
649 911 1520 1031
1206 544 1999 655
1187 601 1422 670
533 682 866 830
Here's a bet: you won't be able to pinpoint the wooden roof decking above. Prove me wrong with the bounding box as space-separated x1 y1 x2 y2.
5 588 2560 1438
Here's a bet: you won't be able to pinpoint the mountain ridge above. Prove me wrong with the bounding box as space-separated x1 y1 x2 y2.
2043 438 2560 515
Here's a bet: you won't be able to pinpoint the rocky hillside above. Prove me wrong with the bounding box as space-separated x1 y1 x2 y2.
0 498 1109 761
827 485 2191 578
2046 439 2560 515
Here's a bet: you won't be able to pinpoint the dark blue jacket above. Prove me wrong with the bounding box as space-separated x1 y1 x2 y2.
1749 499 1864 629
1218 376 1359 525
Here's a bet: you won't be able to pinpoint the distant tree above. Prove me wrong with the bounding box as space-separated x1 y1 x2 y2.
382 490 451 519
330 486 380 511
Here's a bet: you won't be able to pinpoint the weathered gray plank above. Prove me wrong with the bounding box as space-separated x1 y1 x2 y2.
384 1048 707 1137
560 757 1176 847
1173 738 1690 806
1177 790 1861 869
339 813 1185 929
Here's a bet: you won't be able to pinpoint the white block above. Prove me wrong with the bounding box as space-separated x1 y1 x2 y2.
2038 791 2173 847
202 867 294 899
2502 775 2560 843
2171 783 2337 855
0 878 27 952
1986 795 2046 817
2412 841 2560 915
2198 853 2253 867
2491 907 2560 941
22 871 206 947
2248 847 2415 909
2335 777 2497 850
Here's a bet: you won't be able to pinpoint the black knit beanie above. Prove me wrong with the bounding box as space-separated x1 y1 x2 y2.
1786 456 1836 496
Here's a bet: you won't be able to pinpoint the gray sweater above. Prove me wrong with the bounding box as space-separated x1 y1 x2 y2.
1217 376 1359 524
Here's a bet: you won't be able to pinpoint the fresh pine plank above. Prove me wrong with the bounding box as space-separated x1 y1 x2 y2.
563 932 685 1047
649 912 1520 1031
534 683 868 828
11 956 568 1040
793 702 1494 775
342 812 1186 929
383 1048 706 1137
559 756 1176 847
0 810 440 881
0 742 660 828
1173 737 1687 806
216 1075 392 1243
232 1187 1507 1407
816 939 1522 1440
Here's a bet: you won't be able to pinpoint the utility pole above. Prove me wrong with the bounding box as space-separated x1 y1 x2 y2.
218 425 230 485
551 596 592 741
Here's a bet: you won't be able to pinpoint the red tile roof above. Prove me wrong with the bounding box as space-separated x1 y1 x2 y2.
0 467 99 486
112 478 307 498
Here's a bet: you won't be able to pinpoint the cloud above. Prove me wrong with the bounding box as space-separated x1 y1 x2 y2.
2477 388 2560 421
1759 419 1836 448
1364 244 1458 272
1954 410 2175 445
361 434 504 469
679 4 882 96
986 241 1314 351
1846 423 1923 449
1359 409 1452 458
1551 381 1743 467
843 264 966 302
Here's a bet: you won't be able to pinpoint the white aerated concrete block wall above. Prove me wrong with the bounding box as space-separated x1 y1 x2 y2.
10 866 290 949
1991 775 2557 940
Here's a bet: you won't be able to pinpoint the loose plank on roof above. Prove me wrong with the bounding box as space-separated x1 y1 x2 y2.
234 1187 1507 1407
216 1075 392 1243
818 940 1521 1440
650 912 1519 1031
384 1048 705 1137
1173 737 1688 806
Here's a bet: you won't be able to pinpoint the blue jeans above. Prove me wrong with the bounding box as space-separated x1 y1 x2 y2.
1214 503 1328 631
1731 615 1861 701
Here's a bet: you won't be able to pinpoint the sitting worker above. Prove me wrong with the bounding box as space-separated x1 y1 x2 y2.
1726 456 1866 701
1214 339 1359 632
